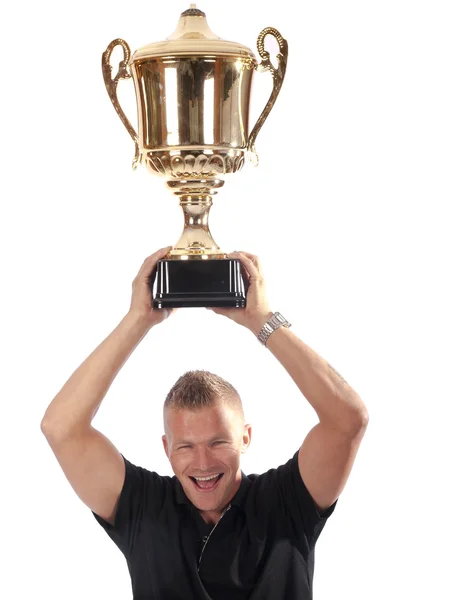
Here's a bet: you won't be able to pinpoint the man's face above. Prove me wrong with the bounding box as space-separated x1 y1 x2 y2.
162 402 251 516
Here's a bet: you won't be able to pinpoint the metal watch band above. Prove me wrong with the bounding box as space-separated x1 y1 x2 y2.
257 312 291 346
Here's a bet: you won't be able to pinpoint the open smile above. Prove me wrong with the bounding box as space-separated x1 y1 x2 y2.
189 473 224 492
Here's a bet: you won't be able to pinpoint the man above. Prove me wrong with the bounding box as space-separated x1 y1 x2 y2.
41 246 369 600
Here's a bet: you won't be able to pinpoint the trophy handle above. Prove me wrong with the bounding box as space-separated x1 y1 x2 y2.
102 39 140 170
247 27 288 166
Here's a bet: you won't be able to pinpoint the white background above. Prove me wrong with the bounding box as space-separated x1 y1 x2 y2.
1 0 449 598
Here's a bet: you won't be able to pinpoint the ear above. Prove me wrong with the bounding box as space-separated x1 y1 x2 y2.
162 435 169 458
242 424 252 452
245 423 252 448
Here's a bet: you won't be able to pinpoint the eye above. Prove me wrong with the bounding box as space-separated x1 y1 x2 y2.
177 441 227 450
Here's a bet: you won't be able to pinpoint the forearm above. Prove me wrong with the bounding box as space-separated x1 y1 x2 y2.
41 312 152 438
252 319 368 433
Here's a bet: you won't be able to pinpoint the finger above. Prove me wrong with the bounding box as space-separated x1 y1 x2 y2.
234 250 257 261
231 259 250 289
229 252 260 280
228 252 253 282
136 246 172 280
228 250 260 268
234 251 262 273
241 267 250 291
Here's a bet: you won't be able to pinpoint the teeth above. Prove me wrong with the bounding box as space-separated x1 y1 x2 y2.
194 474 220 481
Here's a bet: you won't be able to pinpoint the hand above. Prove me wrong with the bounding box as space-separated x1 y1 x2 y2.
127 246 177 327
207 251 273 335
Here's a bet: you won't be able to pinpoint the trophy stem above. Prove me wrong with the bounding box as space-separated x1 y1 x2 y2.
169 193 225 259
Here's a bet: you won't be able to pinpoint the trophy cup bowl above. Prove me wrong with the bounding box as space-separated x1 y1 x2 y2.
102 4 288 308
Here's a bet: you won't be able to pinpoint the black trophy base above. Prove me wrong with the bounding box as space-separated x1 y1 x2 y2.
153 259 247 308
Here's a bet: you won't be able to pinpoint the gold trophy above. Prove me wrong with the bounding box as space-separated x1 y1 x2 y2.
102 4 288 308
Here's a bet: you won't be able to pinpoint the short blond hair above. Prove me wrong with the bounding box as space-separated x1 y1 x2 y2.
163 370 244 422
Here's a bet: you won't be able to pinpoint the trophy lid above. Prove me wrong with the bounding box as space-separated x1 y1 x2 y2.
131 4 256 62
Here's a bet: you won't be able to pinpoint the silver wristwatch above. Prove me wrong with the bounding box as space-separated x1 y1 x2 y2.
257 312 291 346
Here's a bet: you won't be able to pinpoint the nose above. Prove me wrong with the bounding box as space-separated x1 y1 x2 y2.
192 446 215 472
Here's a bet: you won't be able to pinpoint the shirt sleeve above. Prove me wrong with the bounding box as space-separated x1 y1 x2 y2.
270 449 338 546
91 454 168 557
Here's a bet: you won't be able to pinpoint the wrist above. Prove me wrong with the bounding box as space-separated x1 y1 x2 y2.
247 311 274 336
123 311 154 336
252 311 292 346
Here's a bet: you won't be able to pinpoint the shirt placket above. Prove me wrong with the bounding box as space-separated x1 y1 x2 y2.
197 504 232 572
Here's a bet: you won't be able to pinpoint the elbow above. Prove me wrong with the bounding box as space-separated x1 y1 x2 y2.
40 415 65 441
343 398 369 436
352 405 369 434
356 396 369 427
40 418 56 438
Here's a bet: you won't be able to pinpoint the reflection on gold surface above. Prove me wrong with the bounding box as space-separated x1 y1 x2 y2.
102 7 288 258
247 27 289 166
171 195 225 259
102 38 140 169
165 67 180 147
131 56 254 151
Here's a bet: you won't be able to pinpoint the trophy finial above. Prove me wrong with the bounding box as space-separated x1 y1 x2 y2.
181 5 206 17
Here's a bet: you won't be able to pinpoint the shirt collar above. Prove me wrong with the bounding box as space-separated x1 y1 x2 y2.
174 471 251 509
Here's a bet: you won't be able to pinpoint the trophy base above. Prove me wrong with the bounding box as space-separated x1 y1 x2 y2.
153 259 247 308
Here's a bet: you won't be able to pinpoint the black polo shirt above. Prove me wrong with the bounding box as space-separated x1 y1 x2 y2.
92 449 337 599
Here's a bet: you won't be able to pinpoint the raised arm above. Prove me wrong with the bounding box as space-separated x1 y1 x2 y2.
208 251 369 514
40 246 173 523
